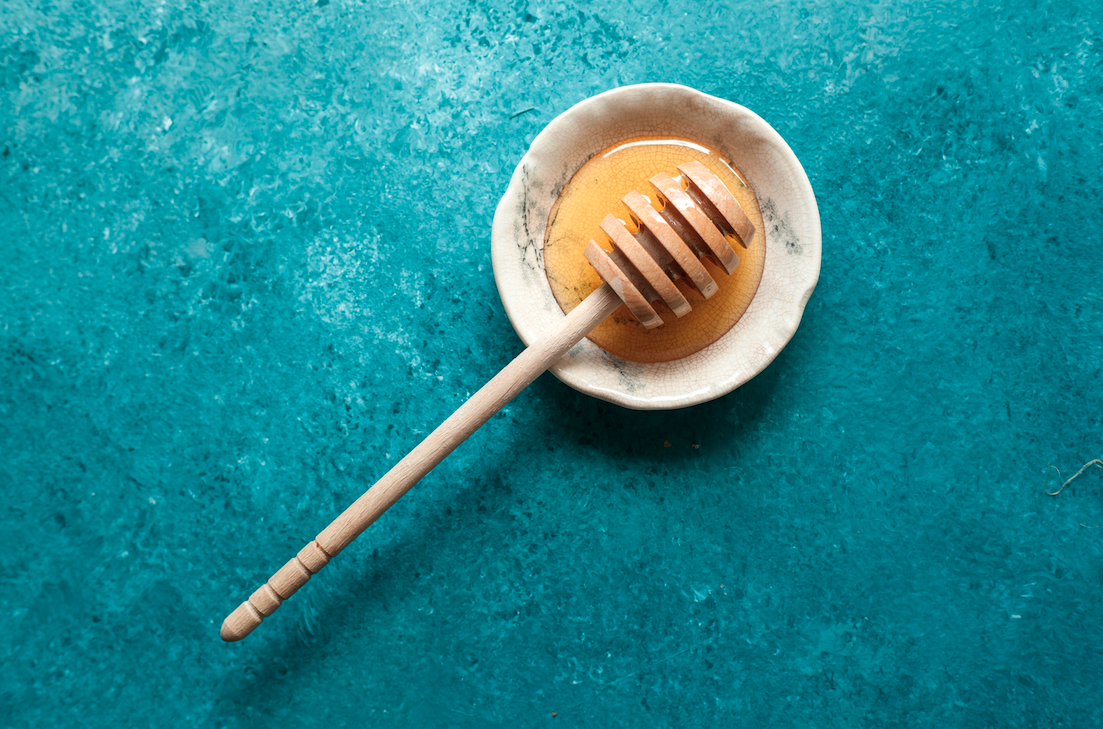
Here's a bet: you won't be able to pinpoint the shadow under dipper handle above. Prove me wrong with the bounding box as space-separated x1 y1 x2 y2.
221 284 621 641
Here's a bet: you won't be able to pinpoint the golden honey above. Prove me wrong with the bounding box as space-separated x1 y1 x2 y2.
544 137 767 363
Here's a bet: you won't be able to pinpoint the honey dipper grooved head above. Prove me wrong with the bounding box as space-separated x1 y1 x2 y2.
584 163 755 329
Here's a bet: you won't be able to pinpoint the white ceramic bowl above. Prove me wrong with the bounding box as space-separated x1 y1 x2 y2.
491 83 821 410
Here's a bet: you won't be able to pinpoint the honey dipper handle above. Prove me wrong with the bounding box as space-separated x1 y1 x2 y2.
221 283 622 641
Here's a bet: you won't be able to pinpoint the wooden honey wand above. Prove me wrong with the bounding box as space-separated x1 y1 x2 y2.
221 161 755 641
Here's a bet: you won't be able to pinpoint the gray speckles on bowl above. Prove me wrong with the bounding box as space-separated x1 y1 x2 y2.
491 83 822 410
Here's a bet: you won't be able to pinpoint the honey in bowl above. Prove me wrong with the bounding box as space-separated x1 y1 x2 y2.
544 137 766 364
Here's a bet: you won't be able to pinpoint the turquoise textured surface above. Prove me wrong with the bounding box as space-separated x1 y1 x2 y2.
2 0 1101 726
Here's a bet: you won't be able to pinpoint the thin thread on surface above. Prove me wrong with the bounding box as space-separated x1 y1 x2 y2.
1044 459 1103 496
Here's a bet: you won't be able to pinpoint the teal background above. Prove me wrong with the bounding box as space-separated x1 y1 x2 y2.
2 0 1101 726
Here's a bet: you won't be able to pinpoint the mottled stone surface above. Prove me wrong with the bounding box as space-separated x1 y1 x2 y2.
1 0 1101 726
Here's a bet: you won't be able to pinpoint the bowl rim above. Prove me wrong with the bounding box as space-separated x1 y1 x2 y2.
490 82 821 410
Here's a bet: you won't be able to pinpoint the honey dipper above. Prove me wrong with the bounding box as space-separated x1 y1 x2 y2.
221 160 756 641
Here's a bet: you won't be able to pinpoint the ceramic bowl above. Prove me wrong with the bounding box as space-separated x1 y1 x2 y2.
490 83 821 410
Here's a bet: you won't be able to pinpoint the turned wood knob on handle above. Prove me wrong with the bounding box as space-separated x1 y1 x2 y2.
221 540 332 641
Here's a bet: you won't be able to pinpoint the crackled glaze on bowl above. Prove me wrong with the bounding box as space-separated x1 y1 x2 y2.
491 83 821 410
